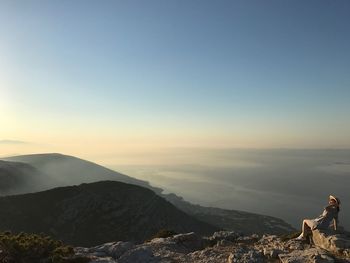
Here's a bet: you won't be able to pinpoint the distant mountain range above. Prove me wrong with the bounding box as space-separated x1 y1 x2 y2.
0 153 295 235
3 153 158 192
0 160 51 195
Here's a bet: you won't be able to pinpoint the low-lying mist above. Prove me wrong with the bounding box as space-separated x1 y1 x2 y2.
1 153 151 195
108 148 350 229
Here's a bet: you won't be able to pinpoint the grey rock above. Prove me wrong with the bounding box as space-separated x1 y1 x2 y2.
209 231 241 242
312 229 350 253
74 231 350 263
228 248 264 263
105 241 134 258
171 232 205 250
91 251 108 257
118 246 156 263
77 241 134 259
89 258 118 263
147 231 206 254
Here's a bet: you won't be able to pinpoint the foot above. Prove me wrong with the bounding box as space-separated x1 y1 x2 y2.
294 234 305 240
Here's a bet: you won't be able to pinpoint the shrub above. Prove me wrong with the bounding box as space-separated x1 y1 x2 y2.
151 229 177 239
0 232 90 263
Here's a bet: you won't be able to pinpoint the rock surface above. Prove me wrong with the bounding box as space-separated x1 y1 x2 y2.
279 248 335 263
75 230 350 263
312 229 350 253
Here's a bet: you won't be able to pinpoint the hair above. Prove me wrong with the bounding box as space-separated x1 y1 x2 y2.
327 204 340 212
328 199 340 212
336 198 341 212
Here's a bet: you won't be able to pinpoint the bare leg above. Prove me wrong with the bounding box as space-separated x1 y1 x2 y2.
301 219 314 238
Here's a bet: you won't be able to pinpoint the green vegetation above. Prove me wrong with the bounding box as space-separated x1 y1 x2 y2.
0 231 90 263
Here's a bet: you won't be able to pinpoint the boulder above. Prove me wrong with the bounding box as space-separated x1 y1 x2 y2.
312 229 350 253
147 231 206 253
118 246 156 263
75 241 134 259
171 232 204 249
104 241 134 259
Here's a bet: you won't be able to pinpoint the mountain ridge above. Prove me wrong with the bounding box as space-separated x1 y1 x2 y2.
0 180 218 246
0 153 295 234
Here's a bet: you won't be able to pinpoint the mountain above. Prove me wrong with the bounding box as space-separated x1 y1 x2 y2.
1 153 295 234
0 160 54 195
0 181 218 247
2 153 162 194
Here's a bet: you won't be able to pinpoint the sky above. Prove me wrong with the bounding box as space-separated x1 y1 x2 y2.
1 0 350 162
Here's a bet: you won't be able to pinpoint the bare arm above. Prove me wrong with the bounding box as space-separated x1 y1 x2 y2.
333 218 338 231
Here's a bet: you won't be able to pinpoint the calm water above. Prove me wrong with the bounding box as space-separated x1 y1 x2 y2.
109 149 350 230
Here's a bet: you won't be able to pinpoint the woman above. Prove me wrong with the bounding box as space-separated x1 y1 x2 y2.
295 195 340 240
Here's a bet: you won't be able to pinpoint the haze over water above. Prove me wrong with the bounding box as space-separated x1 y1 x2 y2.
110 148 350 229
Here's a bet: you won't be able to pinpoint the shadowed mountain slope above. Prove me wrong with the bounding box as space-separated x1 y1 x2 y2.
0 181 218 247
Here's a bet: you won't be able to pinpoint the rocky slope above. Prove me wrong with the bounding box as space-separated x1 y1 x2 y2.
1 153 295 235
0 181 218 246
75 229 350 263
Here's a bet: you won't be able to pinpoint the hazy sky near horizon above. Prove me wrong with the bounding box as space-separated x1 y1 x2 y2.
1 0 350 159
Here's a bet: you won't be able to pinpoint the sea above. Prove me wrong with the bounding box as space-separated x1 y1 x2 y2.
109 148 350 230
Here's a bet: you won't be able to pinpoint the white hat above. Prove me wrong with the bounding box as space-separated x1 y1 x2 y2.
329 195 340 205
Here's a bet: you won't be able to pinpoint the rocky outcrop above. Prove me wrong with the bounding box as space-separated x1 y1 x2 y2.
279 248 335 263
75 231 350 263
312 229 350 254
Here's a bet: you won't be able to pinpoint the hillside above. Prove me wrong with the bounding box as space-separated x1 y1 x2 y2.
0 181 218 246
1 153 295 235
3 153 160 193
0 160 54 195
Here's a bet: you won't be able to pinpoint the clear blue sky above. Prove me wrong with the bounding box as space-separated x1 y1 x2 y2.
1 0 349 157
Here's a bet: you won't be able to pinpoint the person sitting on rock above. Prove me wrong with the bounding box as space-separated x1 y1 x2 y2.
295 195 340 240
